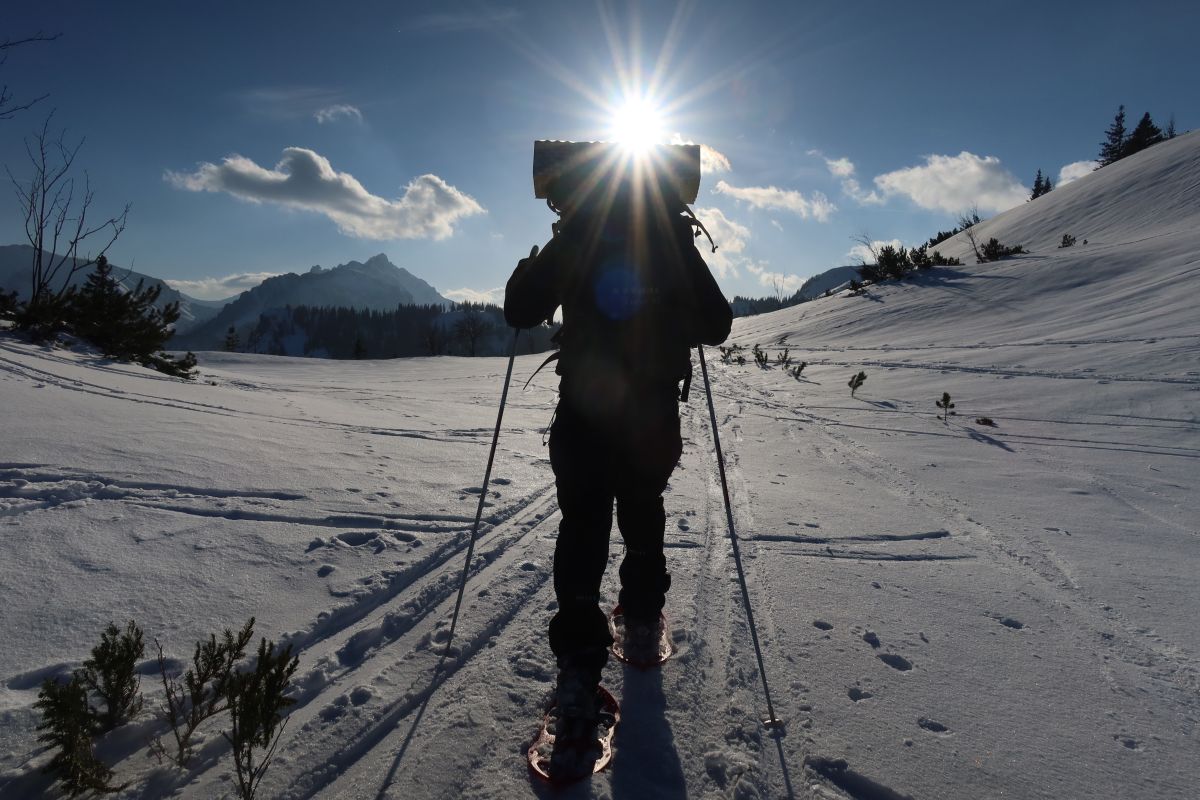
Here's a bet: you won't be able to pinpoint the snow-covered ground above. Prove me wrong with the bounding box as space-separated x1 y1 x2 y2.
1 132 1198 799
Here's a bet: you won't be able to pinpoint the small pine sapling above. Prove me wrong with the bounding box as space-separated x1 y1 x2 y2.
35 675 125 796
936 391 956 423
735 354 746 365
752 344 769 367
79 621 145 732
975 417 997 427
223 638 300 800
848 371 866 397
1059 233 1076 248
774 348 791 367
153 618 255 767
790 361 807 380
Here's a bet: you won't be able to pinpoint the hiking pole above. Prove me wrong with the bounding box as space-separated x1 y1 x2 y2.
441 328 520 661
697 344 784 733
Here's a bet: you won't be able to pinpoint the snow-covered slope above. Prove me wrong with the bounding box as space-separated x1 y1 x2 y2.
797 264 860 299
1 132 1197 800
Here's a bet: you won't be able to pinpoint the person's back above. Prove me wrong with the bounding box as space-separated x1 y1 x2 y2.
506 182 730 415
504 149 730 780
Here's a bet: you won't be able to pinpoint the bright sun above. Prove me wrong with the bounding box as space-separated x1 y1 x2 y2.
608 96 667 152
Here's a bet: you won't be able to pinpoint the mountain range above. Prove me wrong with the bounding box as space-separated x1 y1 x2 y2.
0 248 452 346
0 244 225 333
171 254 451 350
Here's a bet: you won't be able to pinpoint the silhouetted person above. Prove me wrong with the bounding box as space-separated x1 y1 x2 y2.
505 154 731 773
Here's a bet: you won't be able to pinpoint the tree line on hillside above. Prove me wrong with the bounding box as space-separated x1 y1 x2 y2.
229 302 560 359
1025 106 1175 204
1098 105 1175 167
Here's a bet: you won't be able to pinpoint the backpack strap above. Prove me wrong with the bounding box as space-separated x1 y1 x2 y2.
683 206 718 253
522 350 560 391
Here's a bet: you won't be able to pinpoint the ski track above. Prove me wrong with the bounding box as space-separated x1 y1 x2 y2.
95 485 562 798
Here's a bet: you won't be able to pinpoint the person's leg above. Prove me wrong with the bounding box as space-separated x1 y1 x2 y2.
547 402 615 684
614 392 683 623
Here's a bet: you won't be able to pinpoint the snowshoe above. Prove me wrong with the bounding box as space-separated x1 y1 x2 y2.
527 684 620 784
610 605 673 668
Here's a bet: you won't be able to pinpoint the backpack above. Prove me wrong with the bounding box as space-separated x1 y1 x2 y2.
531 195 716 405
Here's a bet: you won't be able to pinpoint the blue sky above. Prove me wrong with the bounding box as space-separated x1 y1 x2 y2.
1 0 1196 302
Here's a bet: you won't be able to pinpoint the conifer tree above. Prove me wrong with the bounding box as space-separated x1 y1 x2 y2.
79 621 145 732
71 256 195 377
936 391 956 423
1125 112 1164 157
35 675 124 796
848 370 866 397
1098 105 1128 166
1166 114 1176 139
223 638 299 800
223 326 240 352
1029 170 1052 200
72 256 180 360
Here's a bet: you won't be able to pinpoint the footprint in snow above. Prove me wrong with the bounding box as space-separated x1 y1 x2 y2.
878 653 913 671
336 531 379 547
918 717 950 734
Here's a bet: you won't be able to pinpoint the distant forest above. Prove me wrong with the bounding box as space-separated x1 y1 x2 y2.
730 290 810 317
236 302 559 359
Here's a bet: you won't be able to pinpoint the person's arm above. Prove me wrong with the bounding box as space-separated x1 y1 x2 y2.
504 239 563 329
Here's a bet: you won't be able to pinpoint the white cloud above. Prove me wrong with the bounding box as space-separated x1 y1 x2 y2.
693 206 749 279
713 181 835 222
806 150 883 205
1057 160 1099 186
165 272 281 300
841 176 884 205
847 238 903 264
670 134 731 174
315 104 363 124
166 147 485 240
746 263 803 293
873 152 1027 214
824 156 855 178
444 287 503 305
695 206 802 292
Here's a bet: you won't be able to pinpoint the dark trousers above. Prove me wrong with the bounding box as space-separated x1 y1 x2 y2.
547 383 683 678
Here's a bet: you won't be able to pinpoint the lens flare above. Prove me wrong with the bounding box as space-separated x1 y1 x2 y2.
608 95 667 153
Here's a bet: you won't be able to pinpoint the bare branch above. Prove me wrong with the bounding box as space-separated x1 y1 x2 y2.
0 32 60 120
0 32 62 51
7 115 129 303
